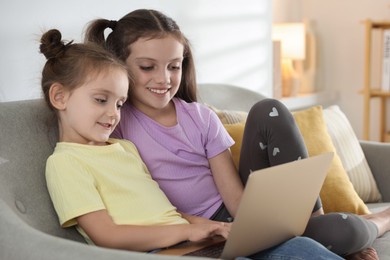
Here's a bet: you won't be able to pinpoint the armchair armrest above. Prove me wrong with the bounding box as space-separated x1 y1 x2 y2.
359 140 390 202
0 200 197 260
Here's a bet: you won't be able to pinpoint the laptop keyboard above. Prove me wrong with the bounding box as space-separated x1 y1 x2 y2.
184 241 225 258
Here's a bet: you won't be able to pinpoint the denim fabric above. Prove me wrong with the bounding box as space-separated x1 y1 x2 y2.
235 237 343 260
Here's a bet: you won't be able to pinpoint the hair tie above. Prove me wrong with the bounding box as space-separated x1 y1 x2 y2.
108 20 117 30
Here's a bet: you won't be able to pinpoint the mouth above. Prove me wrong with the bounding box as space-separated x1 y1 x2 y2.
147 87 171 95
98 122 113 130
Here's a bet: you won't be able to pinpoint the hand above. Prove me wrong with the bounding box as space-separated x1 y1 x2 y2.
187 222 231 242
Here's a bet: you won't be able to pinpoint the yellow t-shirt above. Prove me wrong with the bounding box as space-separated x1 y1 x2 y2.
45 138 188 232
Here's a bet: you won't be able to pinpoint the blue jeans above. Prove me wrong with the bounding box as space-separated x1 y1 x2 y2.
236 237 343 260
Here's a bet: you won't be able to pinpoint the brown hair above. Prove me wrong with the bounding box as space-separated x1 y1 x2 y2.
84 9 197 102
40 29 129 110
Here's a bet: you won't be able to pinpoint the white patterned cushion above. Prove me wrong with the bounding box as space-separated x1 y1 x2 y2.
323 105 382 203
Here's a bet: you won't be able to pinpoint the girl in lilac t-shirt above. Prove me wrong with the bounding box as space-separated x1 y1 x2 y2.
112 97 234 219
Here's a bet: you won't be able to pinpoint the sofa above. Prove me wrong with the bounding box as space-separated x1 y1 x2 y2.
0 83 389 259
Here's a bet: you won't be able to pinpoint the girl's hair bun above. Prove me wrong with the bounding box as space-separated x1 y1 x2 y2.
39 29 69 60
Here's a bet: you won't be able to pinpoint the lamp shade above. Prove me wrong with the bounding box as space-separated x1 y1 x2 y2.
272 23 306 60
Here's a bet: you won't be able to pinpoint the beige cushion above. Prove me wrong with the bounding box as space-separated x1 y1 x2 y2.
322 105 382 203
207 105 247 124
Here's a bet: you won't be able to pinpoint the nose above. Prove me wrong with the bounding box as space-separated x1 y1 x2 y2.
154 67 170 84
107 103 119 119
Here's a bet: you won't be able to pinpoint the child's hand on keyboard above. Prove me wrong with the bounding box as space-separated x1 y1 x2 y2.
187 222 231 242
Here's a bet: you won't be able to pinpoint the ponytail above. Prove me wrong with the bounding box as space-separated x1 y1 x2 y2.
84 19 112 47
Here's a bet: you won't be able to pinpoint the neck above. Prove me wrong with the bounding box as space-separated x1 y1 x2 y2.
133 100 177 127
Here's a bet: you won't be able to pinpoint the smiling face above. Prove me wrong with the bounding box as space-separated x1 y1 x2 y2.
125 35 184 116
57 67 129 145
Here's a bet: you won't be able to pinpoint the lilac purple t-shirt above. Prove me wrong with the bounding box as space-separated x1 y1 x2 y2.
111 98 234 218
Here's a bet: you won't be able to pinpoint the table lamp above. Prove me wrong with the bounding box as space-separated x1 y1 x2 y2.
272 23 306 96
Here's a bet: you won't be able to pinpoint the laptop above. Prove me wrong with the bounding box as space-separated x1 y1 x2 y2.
156 152 334 260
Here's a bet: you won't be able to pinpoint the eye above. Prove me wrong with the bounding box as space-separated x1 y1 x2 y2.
140 65 154 71
168 62 182 71
169 65 181 71
95 98 107 104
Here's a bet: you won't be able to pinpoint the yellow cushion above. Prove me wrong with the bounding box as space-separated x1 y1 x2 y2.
292 106 370 214
209 105 247 169
213 104 370 215
223 122 246 169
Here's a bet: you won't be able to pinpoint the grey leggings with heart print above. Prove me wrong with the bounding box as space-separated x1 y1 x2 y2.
237 98 378 257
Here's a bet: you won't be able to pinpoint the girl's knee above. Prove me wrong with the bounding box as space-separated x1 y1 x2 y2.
247 98 295 126
305 213 376 255
251 98 291 115
249 98 287 114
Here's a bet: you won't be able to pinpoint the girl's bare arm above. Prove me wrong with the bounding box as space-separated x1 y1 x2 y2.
209 149 244 218
77 209 230 252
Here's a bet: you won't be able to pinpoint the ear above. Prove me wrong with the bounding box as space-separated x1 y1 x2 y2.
49 83 69 110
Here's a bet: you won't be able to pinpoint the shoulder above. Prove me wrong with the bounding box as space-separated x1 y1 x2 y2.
46 143 75 165
109 138 137 151
47 143 97 162
45 144 91 184
173 98 217 123
46 142 107 175
174 97 210 111
109 138 143 159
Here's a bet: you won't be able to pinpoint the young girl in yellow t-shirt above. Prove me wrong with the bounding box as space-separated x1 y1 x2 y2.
40 28 230 252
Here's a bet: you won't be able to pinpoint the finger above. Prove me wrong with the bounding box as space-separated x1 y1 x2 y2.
216 225 230 239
